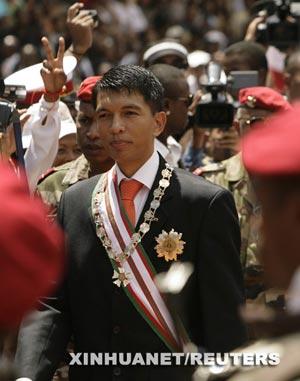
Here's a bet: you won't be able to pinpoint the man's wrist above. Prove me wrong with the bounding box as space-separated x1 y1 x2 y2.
44 91 60 103
67 44 87 58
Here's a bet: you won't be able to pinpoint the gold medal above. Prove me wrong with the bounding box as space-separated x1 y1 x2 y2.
155 229 185 262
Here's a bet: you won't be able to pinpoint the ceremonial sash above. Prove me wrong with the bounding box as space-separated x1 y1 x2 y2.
92 168 183 352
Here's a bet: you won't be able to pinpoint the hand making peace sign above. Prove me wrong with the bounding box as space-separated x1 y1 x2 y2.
40 36 67 102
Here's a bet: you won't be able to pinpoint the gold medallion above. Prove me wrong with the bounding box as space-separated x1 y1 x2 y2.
155 229 185 262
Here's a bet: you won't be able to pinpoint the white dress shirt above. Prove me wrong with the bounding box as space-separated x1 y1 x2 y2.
115 149 159 225
155 136 182 167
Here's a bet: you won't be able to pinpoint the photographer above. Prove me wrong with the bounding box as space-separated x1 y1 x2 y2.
195 87 291 317
183 40 268 170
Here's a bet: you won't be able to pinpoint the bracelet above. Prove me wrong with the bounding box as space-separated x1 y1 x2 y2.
44 90 61 102
45 90 61 97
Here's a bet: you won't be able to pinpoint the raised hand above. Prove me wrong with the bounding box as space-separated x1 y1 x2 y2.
41 36 67 102
67 2 95 57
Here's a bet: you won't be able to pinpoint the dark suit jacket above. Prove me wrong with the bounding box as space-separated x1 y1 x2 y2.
15 158 247 381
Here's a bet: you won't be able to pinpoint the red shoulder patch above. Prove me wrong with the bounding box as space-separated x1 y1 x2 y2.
193 167 204 176
37 168 56 185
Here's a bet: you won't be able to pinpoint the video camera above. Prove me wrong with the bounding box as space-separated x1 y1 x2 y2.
194 62 235 130
0 79 26 165
0 78 26 103
193 63 259 129
0 101 14 133
252 0 300 49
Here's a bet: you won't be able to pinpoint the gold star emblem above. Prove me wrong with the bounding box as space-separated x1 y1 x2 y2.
155 229 185 262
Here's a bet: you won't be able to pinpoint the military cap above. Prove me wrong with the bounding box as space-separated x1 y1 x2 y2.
77 76 101 102
242 103 300 175
239 86 291 112
0 163 64 327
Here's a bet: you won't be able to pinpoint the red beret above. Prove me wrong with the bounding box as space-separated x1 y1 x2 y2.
0 164 64 328
239 86 291 112
77 76 101 102
242 103 300 175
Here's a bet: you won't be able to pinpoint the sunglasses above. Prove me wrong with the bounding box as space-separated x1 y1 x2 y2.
237 116 265 128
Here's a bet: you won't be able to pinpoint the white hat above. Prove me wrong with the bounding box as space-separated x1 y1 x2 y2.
204 30 228 50
58 101 77 139
188 50 211 68
4 56 77 92
22 101 76 149
143 41 188 65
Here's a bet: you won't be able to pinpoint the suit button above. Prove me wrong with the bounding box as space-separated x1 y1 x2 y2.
113 325 120 334
113 366 121 376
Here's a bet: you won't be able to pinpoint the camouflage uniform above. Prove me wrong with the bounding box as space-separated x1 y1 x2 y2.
200 154 261 271
199 153 284 308
37 154 90 219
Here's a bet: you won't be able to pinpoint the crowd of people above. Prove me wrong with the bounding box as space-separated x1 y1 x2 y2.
1 1 300 381
0 0 254 82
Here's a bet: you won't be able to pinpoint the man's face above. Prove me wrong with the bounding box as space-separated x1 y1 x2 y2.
53 133 81 167
96 90 165 175
223 52 266 91
166 78 190 136
76 101 112 168
154 54 186 69
235 107 272 135
256 182 300 289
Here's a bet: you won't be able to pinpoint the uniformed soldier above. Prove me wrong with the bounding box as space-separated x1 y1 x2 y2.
194 87 291 309
37 76 114 219
193 95 300 381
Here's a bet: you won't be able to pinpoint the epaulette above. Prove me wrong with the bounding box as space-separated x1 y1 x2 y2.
193 162 225 176
37 167 57 185
37 160 75 185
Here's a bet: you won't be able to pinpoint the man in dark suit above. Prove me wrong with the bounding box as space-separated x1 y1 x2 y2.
15 65 246 381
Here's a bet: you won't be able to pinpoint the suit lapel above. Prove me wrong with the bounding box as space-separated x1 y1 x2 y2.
137 156 178 267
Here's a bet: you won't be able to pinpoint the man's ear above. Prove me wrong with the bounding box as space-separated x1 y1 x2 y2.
153 111 166 137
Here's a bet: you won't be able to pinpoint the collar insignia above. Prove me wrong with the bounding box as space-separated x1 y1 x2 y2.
246 95 257 108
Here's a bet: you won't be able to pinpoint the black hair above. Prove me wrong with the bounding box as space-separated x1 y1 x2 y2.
148 64 187 97
225 41 268 72
93 65 164 114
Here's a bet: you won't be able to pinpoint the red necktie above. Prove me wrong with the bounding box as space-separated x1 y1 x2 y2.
119 179 143 226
